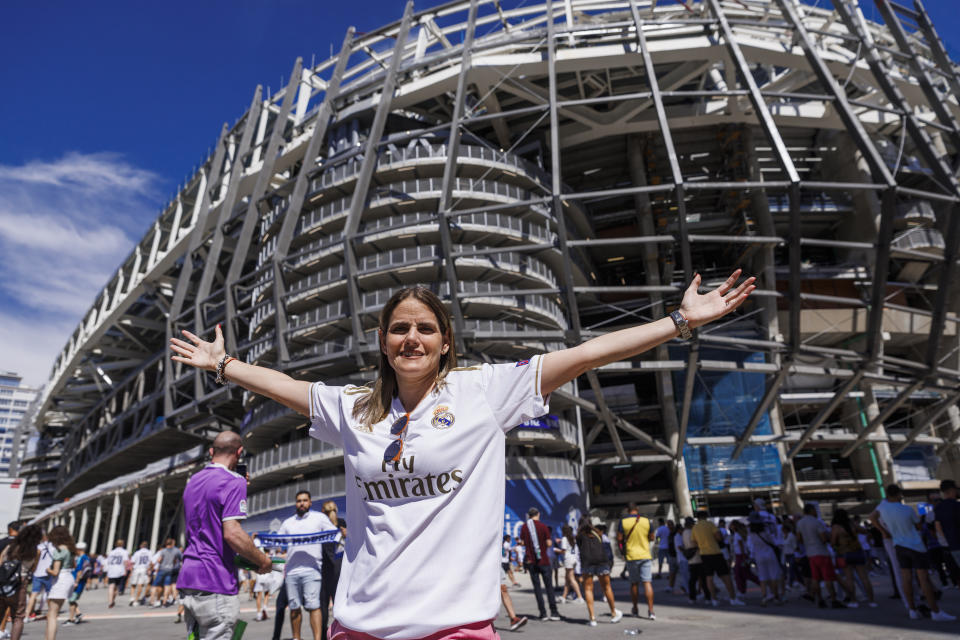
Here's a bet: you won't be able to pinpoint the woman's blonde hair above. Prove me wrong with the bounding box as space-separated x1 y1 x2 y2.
352 286 457 429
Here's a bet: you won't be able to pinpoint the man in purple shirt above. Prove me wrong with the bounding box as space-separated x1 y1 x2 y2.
179 431 271 639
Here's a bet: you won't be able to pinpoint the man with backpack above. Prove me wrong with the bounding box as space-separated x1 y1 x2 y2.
618 504 656 620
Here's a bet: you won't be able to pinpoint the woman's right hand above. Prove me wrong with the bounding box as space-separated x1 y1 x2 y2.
170 324 226 371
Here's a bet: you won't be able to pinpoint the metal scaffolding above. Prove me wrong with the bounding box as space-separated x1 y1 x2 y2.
25 0 960 518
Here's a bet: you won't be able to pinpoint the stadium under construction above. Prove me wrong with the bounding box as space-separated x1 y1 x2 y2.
17 0 960 546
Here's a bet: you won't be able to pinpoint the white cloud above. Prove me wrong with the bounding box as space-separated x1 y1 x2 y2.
0 152 156 196
0 152 163 386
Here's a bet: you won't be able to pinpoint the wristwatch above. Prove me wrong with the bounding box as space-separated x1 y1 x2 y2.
670 310 693 340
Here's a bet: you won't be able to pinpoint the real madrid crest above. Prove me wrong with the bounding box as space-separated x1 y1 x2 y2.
431 404 455 430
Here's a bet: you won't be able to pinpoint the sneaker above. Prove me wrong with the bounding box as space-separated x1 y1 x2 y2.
587 619 598 627
509 616 528 631
730 598 746 606
575 598 585 604
547 613 561 621
611 609 623 623
631 605 639 617
711 599 720 607
648 611 656 621
152 601 161 608
75 613 84 623
174 614 182 624
909 609 921 620
845 601 859 608
868 602 878 608
128 600 135 607
932 610 956 622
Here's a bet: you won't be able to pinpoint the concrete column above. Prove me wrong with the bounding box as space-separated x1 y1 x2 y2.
938 405 960 479
177 507 186 548
862 382 898 487
106 492 121 550
743 126 803 514
90 501 103 555
628 135 692 518
78 507 89 546
149 484 164 552
126 489 141 548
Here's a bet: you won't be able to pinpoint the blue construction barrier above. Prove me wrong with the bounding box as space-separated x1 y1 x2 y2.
672 348 782 492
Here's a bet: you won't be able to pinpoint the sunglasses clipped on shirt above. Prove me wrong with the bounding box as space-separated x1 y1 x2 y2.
383 413 410 463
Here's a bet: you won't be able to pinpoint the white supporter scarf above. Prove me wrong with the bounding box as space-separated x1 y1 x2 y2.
526 519 542 561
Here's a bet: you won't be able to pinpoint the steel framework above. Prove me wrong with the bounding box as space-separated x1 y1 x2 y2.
28 0 960 517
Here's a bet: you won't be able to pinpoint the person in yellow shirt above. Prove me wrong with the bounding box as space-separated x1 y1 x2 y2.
691 511 744 606
618 503 656 619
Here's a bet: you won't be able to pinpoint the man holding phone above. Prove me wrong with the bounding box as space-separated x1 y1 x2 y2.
177 430 272 639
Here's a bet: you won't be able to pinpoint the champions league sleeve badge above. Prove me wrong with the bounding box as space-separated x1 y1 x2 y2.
431 405 455 429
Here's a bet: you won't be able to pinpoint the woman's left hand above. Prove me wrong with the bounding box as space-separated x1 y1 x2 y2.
678 269 756 329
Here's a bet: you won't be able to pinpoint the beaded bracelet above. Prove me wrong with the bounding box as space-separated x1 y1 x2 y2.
215 355 236 385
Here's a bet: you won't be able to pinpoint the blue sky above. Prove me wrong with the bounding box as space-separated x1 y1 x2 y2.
0 0 958 386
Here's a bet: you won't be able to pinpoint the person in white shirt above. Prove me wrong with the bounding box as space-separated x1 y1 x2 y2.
170 274 754 638
654 519 670 578
277 491 335 640
104 539 130 608
25 537 56 618
128 541 153 606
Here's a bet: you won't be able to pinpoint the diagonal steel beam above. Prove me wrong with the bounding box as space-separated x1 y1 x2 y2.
834 0 960 427
841 379 925 457
731 364 791 461
272 29 355 364
558 389 675 457
342 1 414 360
705 0 800 184
787 370 865 460
628 2 700 464
164 124 230 415
913 0 960 111
777 0 906 459
435 0 479 356
188 88 263 398
774 0 895 184
875 0 960 154
224 58 303 355
892 390 960 457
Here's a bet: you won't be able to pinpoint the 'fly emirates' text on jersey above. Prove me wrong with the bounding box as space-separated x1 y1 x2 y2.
309 355 549 639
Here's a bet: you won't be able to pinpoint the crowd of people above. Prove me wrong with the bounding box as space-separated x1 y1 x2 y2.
2 475 960 638
486 481 960 630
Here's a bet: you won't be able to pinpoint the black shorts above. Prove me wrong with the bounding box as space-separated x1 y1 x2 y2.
700 554 730 577
796 556 812 579
895 545 930 571
108 576 125 587
501 562 511 572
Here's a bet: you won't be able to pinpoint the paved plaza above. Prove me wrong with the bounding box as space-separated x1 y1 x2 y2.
14 563 960 640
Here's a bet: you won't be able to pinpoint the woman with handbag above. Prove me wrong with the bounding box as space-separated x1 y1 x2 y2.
576 517 622 626
0 524 43 640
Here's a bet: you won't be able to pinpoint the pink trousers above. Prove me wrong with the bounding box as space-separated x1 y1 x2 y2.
330 619 500 640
